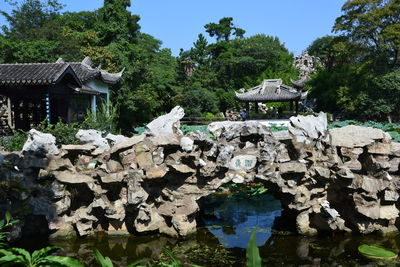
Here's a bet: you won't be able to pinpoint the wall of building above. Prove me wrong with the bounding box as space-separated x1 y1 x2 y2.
84 80 110 116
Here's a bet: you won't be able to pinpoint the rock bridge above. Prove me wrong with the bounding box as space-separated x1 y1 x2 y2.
1 108 400 240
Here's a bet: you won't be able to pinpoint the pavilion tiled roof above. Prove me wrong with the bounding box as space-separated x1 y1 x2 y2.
0 57 123 86
0 63 71 85
69 63 100 82
235 79 301 102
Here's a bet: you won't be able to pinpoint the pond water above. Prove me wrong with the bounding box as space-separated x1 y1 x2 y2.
16 193 400 266
200 193 281 248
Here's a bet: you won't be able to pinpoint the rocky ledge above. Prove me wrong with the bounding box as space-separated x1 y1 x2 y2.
1 107 400 239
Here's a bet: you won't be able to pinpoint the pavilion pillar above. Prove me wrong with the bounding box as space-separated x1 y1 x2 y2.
295 101 299 114
91 95 97 120
45 92 51 124
7 97 14 129
290 101 293 114
254 102 259 114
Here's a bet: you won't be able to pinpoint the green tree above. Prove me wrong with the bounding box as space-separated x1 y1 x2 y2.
204 17 245 41
0 0 64 40
181 83 218 117
98 0 140 44
308 0 400 121
307 35 337 71
334 0 400 70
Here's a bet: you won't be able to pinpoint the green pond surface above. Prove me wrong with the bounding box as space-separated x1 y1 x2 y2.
16 194 400 266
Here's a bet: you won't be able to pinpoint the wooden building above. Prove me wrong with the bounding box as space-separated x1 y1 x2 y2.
235 79 302 117
0 57 123 134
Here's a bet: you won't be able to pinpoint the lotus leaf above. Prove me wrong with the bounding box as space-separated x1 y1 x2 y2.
358 244 397 260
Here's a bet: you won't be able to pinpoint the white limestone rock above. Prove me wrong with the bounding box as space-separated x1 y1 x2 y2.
216 144 235 166
22 129 59 155
379 205 399 220
321 200 340 219
279 161 307 174
208 121 271 141
329 125 386 148
145 106 185 136
75 129 110 153
289 112 327 139
105 133 128 146
54 171 94 184
180 137 194 152
109 134 145 154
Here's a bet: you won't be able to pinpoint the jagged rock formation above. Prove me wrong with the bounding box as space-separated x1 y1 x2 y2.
293 50 320 82
1 109 400 240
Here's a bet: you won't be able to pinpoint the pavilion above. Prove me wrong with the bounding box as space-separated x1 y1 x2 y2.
235 79 302 117
0 57 123 134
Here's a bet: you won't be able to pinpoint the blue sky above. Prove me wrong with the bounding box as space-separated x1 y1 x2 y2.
0 0 346 56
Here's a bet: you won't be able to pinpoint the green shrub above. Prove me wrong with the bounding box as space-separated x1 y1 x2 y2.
0 102 120 152
81 102 119 133
0 212 83 267
0 131 28 151
37 121 80 146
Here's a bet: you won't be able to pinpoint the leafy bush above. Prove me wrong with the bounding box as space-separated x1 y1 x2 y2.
37 121 80 146
0 131 28 152
81 102 119 133
181 83 219 117
0 102 120 152
0 212 83 267
0 211 19 249
0 246 84 267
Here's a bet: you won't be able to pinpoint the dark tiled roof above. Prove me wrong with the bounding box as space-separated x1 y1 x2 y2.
0 57 123 86
69 63 100 82
235 79 301 102
0 63 70 85
67 84 100 95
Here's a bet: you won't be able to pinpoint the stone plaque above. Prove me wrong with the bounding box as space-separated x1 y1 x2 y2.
229 155 257 171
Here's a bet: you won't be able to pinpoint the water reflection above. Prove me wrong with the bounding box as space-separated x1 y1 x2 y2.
200 193 281 248
261 234 400 266
16 192 400 266
47 230 400 266
50 234 182 266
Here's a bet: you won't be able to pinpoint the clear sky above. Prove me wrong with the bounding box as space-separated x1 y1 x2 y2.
0 0 346 56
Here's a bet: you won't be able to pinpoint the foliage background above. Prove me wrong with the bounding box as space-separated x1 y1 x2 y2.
1 0 399 134
0 1 298 133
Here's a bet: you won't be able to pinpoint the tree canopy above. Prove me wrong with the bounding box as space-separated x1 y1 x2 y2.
2 0 398 132
309 0 400 122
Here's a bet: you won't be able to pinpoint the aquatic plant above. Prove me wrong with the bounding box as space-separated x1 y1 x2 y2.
246 230 262 267
227 183 268 199
94 248 114 267
0 211 18 249
178 243 235 266
0 246 84 267
0 212 83 267
268 123 288 132
358 244 397 260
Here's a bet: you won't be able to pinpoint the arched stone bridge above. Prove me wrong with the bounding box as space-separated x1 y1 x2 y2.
1 112 400 239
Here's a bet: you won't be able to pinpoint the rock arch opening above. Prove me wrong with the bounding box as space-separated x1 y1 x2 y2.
196 183 283 248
